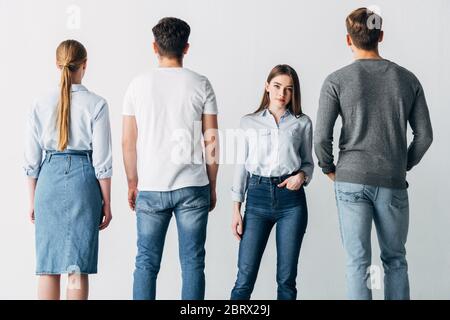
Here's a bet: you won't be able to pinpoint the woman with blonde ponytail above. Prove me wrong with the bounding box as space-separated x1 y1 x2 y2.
24 40 113 300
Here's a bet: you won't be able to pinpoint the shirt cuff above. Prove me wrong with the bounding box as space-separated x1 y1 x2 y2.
95 167 113 179
24 167 40 178
299 168 313 187
231 188 245 203
321 164 336 174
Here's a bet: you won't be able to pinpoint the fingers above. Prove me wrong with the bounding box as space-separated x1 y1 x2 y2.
286 182 301 191
99 218 107 230
209 190 217 212
99 204 112 230
128 199 135 211
128 191 136 211
237 222 243 236
99 214 112 230
231 218 243 241
277 180 288 188
232 225 241 241
209 199 217 212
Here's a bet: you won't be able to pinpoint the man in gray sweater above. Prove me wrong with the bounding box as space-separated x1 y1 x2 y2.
314 8 433 300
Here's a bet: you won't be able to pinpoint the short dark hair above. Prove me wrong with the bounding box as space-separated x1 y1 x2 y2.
152 17 190 60
346 8 383 51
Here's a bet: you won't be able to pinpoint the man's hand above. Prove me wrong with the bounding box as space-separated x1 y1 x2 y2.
209 187 217 212
128 187 138 211
122 116 139 212
327 172 336 182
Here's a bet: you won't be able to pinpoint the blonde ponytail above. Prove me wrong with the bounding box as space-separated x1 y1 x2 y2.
57 65 72 150
55 40 87 151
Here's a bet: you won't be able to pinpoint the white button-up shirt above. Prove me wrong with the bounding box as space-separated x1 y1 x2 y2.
231 109 314 202
24 84 113 179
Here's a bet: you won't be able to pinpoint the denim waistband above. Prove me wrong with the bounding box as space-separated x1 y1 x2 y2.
250 170 299 184
45 150 93 162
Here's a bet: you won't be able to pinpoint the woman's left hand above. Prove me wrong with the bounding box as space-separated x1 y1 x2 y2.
277 172 305 191
99 203 112 230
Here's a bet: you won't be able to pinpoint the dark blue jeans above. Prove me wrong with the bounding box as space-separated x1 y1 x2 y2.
231 174 308 300
133 185 210 300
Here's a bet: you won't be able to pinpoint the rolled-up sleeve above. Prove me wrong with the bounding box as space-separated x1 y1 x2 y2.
299 118 314 186
231 119 249 202
92 99 113 179
24 102 42 178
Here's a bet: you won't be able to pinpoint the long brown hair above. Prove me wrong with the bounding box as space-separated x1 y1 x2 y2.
254 64 302 117
55 40 87 151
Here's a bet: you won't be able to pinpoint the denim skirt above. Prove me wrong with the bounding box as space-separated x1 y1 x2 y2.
34 150 103 275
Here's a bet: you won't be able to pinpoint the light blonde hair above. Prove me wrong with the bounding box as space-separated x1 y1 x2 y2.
55 40 87 151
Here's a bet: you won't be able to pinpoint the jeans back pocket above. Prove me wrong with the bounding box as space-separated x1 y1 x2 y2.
390 190 409 209
335 182 366 203
180 185 210 209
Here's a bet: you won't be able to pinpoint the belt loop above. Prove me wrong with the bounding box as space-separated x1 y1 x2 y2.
258 176 262 184
86 152 91 163
65 155 71 174
47 152 53 163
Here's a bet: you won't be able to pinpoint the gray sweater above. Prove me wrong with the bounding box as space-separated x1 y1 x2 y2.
314 59 433 189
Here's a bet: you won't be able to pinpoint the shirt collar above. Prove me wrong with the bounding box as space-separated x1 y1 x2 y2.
261 108 292 119
71 84 88 92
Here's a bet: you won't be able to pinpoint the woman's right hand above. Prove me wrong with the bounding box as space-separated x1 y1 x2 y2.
231 205 243 241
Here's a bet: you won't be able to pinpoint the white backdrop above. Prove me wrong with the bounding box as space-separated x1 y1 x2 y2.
0 0 449 299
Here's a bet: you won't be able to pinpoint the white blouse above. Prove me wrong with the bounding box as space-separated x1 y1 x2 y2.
231 109 314 202
24 84 112 179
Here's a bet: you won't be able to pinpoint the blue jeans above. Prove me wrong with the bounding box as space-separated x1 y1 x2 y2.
133 184 210 300
334 181 410 300
231 174 308 300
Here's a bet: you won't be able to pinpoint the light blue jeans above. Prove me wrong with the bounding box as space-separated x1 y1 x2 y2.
133 185 210 300
334 181 410 300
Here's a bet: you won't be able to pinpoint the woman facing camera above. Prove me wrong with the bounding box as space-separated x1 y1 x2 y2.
24 40 112 300
230 64 314 300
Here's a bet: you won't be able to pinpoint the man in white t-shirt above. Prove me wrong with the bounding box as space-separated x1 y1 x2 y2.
122 17 219 300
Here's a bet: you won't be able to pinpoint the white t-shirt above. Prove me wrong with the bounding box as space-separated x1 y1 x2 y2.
123 67 218 191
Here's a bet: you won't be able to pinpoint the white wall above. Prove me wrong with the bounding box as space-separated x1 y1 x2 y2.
0 0 448 299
